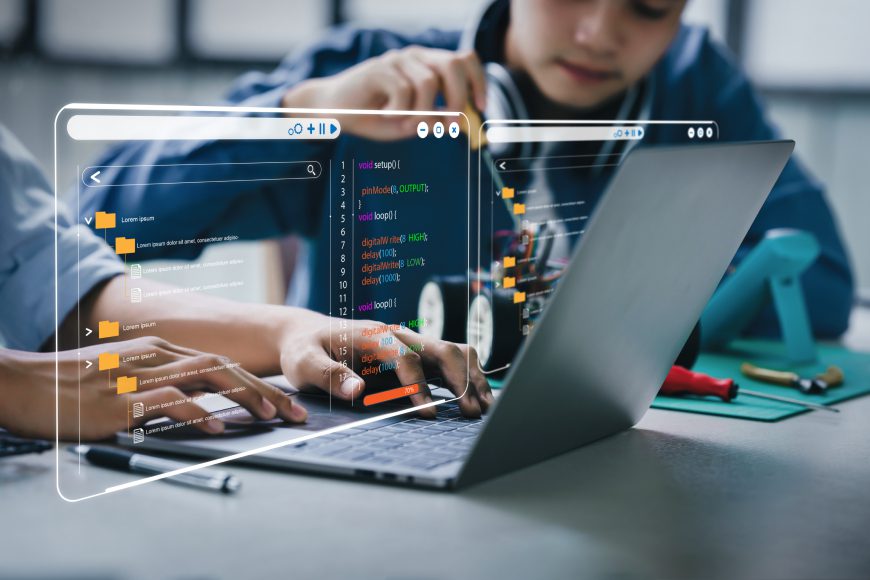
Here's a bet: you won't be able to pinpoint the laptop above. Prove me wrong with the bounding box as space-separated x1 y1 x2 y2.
118 140 795 489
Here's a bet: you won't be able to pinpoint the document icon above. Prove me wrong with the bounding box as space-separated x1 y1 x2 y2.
130 263 142 279
95 211 116 230
132 428 145 444
513 203 526 215
503 256 516 268
503 276 516 289
132 402 144 418
98 320 119 339
116 376 137 395
513 291 526 304
98 352 119 371
501 187 515 199
131 288 142 303
115 237 136 255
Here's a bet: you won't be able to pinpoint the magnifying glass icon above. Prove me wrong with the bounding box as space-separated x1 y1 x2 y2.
306 164 316 177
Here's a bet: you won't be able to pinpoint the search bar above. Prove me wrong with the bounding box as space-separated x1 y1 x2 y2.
485 125 645 143
82 161 322 188
67 115 341 141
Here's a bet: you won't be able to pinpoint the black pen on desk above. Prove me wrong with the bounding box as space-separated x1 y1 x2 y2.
68 445 241 494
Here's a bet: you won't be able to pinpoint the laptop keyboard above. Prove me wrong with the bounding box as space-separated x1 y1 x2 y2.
284 402 483 471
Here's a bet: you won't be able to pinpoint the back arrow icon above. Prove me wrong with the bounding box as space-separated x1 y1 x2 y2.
90 171 101 183
498 161 506 170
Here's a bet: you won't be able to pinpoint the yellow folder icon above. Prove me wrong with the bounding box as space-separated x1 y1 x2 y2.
501 187 515 199
503 276 516 289
503 256 516 268
98 320 119 339
513 291 526 304
98 352 120 371
513 203 526 215
95 211 116 229
115 237 136 255
116 376 137 395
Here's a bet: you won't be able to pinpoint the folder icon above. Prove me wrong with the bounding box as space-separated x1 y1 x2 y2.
116 376 137 395
503 276 516 289
501 187 515 199
513 203 526 215
503 256 516 268
98 352 119 371
513 291 526 304
115 237 136 255
98 320 119 339
95 211 116 230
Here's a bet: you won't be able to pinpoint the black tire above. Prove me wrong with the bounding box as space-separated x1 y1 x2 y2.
417 276 468 343
467 288 523 372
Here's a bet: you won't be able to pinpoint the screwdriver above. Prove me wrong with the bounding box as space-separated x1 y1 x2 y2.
660 366 839 413
740 362 844 394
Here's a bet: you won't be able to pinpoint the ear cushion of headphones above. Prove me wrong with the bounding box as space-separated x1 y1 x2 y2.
483 62 539 161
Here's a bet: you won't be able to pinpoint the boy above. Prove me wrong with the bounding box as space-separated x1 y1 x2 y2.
81 0 853 338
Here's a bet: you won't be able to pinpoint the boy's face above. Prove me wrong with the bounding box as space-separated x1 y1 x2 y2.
507 0 687 109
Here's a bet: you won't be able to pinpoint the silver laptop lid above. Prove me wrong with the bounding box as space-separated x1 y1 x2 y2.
457 140 794 487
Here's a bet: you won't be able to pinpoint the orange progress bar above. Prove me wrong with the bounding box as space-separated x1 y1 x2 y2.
363 383 420 407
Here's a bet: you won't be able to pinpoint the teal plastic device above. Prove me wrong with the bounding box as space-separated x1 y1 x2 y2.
701 229 820 364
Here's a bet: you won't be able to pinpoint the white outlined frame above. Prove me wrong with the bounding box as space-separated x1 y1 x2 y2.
54 104 471 502
470 119 721 362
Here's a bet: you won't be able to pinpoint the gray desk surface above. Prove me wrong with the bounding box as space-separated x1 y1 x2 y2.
2 309 870 579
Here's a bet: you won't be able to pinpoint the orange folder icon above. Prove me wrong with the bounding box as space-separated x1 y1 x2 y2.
503 276 516 289
513 203 526 215
503 256 516 268
501 187 515 199
513 291 526 304
115 237 136 255
98 352 120 371
116 376 137 395
98 320 119 339
95 211 116 230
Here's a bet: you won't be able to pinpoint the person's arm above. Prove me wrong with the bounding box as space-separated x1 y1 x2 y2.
0 338 306 441
654 27 854 337
0 125 307 439
77 27 475 260
60 275 493 421
0 124 491 441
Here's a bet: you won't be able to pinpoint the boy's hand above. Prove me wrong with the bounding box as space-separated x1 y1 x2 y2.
282 47 487 140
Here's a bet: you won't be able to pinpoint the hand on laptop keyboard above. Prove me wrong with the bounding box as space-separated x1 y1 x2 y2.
277 311 494 419
0 337 307 442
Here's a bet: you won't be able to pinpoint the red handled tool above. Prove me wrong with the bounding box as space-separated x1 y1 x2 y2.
661 366 738 401
660 366 838 413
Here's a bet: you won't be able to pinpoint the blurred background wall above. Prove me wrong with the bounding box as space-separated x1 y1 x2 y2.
1 0 868 303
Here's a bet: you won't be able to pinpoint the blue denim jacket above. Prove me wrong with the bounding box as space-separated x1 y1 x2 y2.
78 19 854 338
1 126 123 351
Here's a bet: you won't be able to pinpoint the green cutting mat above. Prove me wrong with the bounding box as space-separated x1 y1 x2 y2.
488 340 870 422
651 340 870 421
